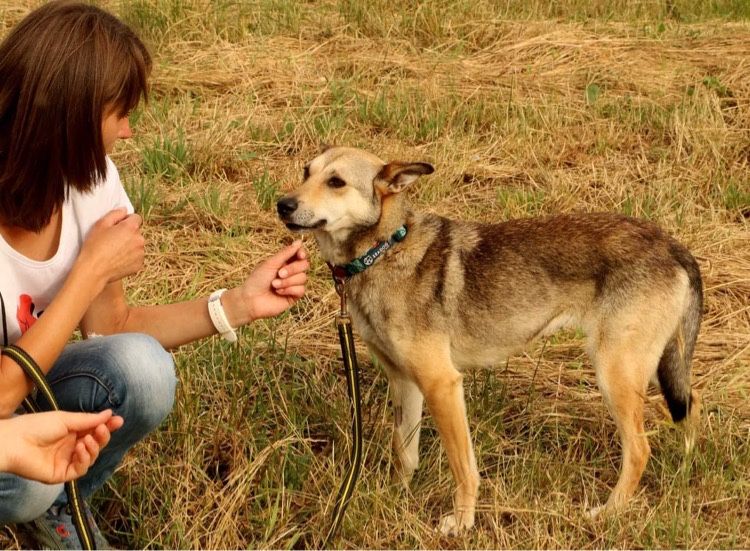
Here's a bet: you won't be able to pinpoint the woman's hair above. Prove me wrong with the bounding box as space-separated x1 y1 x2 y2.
0 1 151 231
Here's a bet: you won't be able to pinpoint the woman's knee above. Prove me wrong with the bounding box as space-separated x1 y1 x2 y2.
50 333 176 439
108 333 177 428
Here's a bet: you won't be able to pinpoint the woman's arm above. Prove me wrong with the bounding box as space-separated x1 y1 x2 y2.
79 240 310 349
0 209 144 418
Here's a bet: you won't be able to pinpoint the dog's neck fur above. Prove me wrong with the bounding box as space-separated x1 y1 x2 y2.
314 192 411 266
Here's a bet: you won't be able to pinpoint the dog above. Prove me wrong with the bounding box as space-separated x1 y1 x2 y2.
276 146 702 535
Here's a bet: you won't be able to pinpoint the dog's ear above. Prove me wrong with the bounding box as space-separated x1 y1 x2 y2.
377 162 434 194
319 143 333 154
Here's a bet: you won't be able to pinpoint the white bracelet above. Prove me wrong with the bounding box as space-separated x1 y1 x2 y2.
207 289 238 343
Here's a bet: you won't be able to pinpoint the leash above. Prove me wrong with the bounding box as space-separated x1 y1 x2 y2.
321 225 407 546
322 274 363 548
1 344 97 550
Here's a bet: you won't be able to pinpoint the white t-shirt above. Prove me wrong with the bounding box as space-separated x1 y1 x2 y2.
0 157 134 345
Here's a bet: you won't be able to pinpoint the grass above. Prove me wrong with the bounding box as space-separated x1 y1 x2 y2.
1 0 749 548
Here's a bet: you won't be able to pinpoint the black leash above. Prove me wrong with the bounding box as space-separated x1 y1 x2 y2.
322 273 363 548
0 341 97 550
321 226 408 546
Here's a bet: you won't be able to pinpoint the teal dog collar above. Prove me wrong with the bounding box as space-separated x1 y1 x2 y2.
330 225 407 280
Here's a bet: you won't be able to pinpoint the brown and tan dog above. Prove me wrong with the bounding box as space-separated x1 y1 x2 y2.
277 146 702 534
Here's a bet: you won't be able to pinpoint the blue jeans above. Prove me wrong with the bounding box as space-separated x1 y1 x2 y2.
0 333 176 524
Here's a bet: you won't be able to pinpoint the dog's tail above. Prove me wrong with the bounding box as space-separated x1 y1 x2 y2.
657 243 703 452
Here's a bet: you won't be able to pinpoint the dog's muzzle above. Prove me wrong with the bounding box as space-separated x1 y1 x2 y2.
276 196 325 231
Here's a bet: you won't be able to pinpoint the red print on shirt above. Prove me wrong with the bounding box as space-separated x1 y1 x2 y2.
17 294 39 334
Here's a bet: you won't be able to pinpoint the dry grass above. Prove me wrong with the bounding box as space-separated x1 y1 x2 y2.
1 0 749 548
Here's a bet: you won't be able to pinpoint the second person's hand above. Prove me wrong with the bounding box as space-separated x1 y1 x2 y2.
0 410 124 484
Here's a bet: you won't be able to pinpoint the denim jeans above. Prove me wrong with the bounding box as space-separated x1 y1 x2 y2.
0 333 176 524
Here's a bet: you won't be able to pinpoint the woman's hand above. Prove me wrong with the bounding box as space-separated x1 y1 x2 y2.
0 410 124 483
76 208 145 290
226 240 310 324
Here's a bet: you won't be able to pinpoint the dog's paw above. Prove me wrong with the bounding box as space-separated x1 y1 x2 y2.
438 513 474 536
438 514 459 536
586 505 606 520
396 468 415 486
390 464 415 488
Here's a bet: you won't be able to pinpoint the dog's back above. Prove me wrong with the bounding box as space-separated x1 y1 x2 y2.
348 212 700 381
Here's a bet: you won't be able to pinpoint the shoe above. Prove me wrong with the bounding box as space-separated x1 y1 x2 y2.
26 503 111 550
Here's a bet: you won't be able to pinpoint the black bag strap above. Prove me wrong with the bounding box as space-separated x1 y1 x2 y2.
0 290 8 347
1 344 97 550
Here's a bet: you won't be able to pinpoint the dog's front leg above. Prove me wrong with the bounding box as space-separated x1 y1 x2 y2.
411 348 480 535
385 368 424 483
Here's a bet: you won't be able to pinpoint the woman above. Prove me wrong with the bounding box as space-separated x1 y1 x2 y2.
0 1 309 548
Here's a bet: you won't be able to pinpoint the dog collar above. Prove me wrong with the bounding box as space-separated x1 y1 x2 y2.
329 225 407 281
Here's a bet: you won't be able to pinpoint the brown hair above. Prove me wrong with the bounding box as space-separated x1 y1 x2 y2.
0 0 151 231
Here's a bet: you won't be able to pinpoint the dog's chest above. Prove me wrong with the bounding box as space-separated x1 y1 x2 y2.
345 278 404 350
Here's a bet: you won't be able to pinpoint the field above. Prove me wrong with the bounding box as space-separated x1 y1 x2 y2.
1 0 749 548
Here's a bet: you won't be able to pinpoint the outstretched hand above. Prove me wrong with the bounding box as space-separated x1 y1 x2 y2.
238 240 310 321
0 410 124 483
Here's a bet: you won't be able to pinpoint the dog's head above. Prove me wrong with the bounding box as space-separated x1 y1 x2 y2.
276 146 433 238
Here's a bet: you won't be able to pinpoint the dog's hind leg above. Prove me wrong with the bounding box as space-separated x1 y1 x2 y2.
406 338 479 535
589 335 660 518
385 366 424 483
589 282 690 518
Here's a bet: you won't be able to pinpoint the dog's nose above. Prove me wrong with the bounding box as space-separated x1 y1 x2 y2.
276 197 298 218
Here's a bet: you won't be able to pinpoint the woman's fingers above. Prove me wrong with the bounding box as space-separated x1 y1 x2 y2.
91 423 111 448
69 441 92 479
277 258 310 279
105 415 125 432
61 410 113 432
265 240 305 271
272 272 307 290
276 285 306 299
82 434 101 465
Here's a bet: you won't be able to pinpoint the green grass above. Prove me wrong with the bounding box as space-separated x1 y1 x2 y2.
1 0 749 549
251 169 280 211
141 131 190 183
124 176 162 221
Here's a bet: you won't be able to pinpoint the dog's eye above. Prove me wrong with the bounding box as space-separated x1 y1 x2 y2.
328 176 346 189
303 166 310 181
